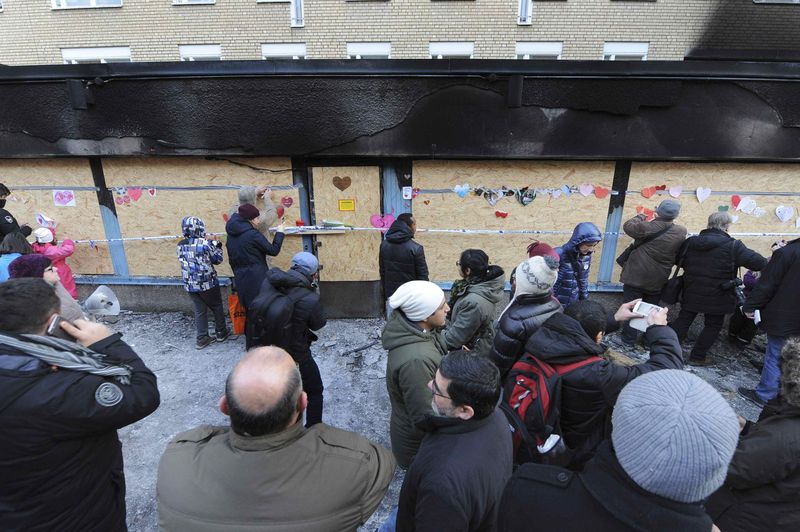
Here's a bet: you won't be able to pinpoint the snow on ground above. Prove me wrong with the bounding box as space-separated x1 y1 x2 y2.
115 311 765 531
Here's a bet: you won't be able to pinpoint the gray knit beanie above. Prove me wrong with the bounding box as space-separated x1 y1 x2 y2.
656 199 681 221
611 370 739 503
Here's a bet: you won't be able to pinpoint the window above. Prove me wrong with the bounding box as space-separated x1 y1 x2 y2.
179 44 222 61
429 42 474 59
517 0 533 25
753 0 800 3
62 46 131 64
347 42 391 59
262 43 307 59
173 0 215 4
52 0 122 9
603 42 648 61
290 0 303 27
516 42 563 60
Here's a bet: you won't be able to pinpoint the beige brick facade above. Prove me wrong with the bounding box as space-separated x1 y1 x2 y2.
0 1 795 65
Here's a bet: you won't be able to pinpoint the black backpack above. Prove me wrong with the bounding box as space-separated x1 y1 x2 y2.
246 278 295 348
500 352 602 466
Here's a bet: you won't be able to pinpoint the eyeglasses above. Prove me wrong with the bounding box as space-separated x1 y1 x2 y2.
429 378 451 400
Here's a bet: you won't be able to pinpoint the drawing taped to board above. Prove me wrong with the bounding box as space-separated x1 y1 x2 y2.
53 190 76 207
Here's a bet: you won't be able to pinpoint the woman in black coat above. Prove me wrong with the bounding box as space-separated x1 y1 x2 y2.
669 212 766 365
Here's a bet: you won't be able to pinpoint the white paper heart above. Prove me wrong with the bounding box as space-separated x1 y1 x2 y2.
753 207 766 218
551 189 563 199
731 215 739 224
669 186 682 198
696 187 711 203
453 184 470 198
737 197 757 215
578 184 594 197
776 205 795 223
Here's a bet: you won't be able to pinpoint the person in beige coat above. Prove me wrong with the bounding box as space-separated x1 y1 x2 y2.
230 185 280 265
157 346 396 532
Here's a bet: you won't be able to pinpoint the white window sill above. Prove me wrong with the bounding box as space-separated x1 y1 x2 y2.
52 5 123 11
173 1 216 5
257 0 291 3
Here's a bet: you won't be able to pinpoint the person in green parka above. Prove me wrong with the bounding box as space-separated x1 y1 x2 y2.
382 280 450 469
444 249 505 357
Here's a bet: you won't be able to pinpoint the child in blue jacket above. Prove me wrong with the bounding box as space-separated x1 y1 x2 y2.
177 216 230 349
553 222 603 307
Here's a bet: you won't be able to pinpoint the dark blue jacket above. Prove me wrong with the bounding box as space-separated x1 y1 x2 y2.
553 222 602 307
225 213 284 309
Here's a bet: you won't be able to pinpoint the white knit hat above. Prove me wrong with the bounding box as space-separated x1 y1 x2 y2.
388 280 445 321
514 256 558 298
611 370 740 503
32 227 54 244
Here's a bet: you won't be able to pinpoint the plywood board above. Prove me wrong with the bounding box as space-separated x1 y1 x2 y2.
413 160 616 283
620 162 800 282
103 157 302 277
312 166 381 281
0 159 113 274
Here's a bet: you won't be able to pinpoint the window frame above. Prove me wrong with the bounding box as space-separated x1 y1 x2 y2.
602 42 649 61
752 0 800 4
429 42 474 60
290 0 304 27
346 42 392 59
179 44 222 61
517 0 533 25
52 0 123 10
261 43 307 60
516 41 563 60
172 0 216 5
61 46 132 64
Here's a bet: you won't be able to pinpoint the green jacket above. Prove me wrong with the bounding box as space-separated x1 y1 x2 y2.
157 422 396 532
444 272 505 357
382 310 448 469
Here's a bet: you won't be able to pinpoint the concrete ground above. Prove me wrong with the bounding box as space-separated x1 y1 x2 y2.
116 308 765 531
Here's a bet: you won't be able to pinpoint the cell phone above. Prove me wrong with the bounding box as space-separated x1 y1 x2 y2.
753 309 761 326
46 315 75 341
629 301 663 332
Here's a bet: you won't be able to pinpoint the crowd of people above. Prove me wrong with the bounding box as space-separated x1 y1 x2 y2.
0 180 798 532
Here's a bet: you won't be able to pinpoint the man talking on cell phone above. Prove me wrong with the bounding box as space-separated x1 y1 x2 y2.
0 278 160 532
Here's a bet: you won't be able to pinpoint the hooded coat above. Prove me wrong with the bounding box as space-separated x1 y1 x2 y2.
32 232 77 299
443 266 505 357
379 220 429 299
177 217 224 293
680 228 767 315
619 215 688 293
523 313 684 468
553 223 603 307
499 442 715 532
743 238 800 337
225 212 284 309
381 310 448 469
264 267 326 363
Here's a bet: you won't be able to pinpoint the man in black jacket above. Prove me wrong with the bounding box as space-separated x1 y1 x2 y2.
0 278 160 532
379 214 429 308
395 350 512 532
0 182 31 238
739 238 800 405
499 370 740 532
523 299 684 469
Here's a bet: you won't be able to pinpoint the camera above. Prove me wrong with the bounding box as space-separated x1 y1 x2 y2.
721 278 746 307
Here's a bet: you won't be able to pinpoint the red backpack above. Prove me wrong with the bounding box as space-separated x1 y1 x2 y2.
500 353 603 465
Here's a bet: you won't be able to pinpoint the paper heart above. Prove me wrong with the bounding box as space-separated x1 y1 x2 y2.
295 220 305 227
370 213 395 229
578 184 594 197
276 206 285 218
332 175 351 191
636 206 644 214
281 196 293 208
128 187 142 201
776 205 795 223
737 197 757 214
643 208 655 221
731 195 741 208
113 187 127 196
122 195 131 205
551 189 562 200
222 213 229 222
668 186 682 198
696 187 711 203
423 200 431 205
495 210 508 218
148 187 157 197
655 185 667 191
641 187 657 199
731 215 739 223
753 207 766 218
516 187 536 206
114 197 123 205
561 185 572 197
453 184 470 198
718 205 729 212
594 186 610 199
411 188 420 199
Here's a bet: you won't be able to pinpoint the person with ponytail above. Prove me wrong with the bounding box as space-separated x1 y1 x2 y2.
443 249 505 357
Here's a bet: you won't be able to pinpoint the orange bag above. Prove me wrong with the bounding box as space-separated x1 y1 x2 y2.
228 293 247 335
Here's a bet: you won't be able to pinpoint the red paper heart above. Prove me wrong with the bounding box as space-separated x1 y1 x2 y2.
411 188 420 199
495 210 508 218
295 220 305 227
636 206 644 214
276 206 285 218
655 185 667 191
643 208 655 221
594 186 610 199
281 196 293 208
128 187 142 201
123 195 131 204
731 195 741 208
222 213 230 222
641 187 657 199
148 188 157 197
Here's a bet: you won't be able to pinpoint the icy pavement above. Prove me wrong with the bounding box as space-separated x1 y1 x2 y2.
115 311 765 531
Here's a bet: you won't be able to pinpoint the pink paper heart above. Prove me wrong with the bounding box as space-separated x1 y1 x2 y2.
148 187 157 197
281 196 294 208
370 213 395 230
668 186 682 198
115 197 124 205
578 184 594 197
128 187 142 201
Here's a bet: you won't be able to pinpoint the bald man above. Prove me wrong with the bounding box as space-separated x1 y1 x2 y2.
157 347 395 532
